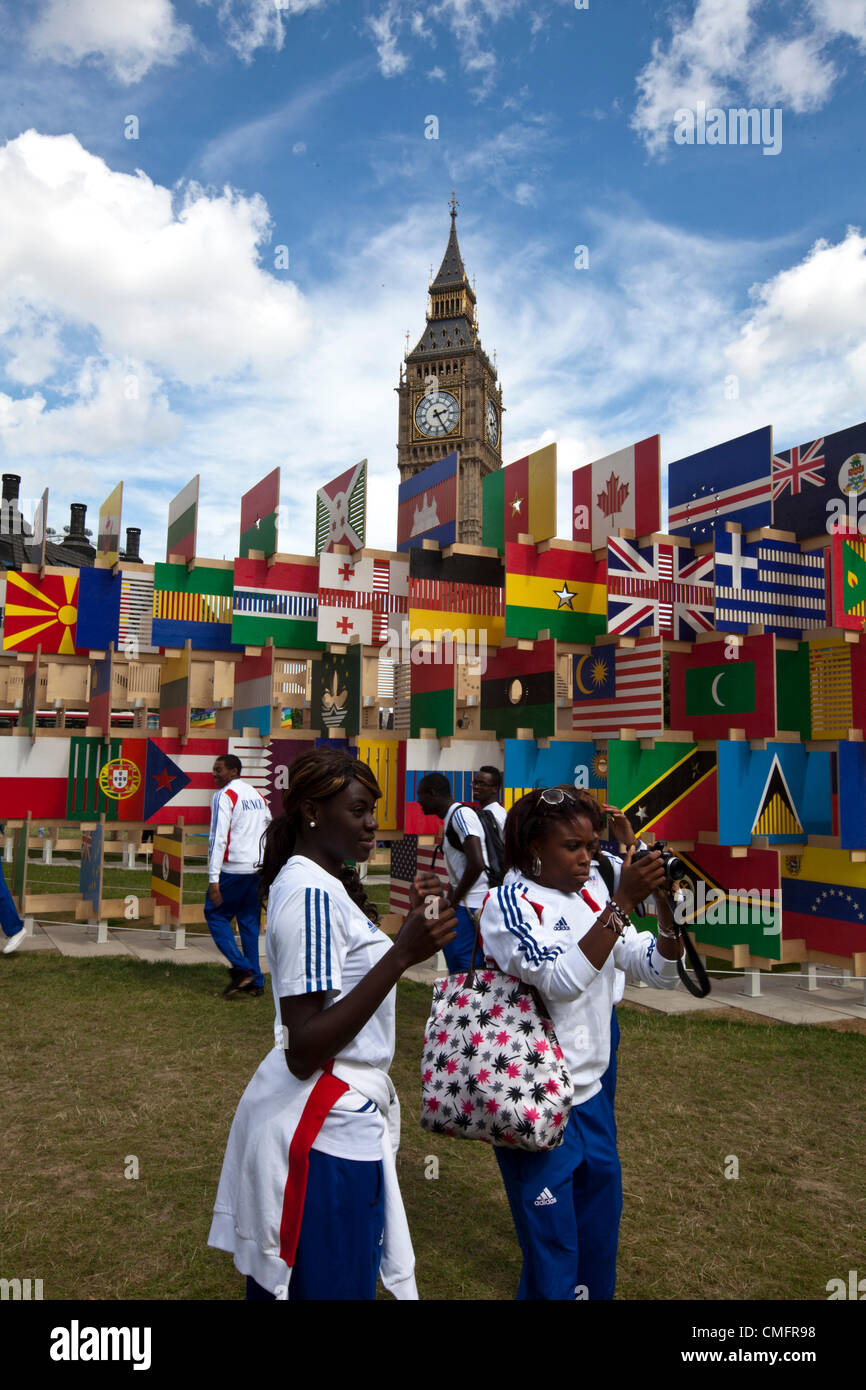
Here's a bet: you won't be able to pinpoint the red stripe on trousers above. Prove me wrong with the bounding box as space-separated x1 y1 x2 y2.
278 1066 351 1267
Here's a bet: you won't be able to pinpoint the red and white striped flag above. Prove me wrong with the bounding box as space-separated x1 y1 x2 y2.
572 637 664 737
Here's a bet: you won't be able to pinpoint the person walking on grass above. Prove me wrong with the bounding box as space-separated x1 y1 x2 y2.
0 823 25 956
208 747 456 1300
206 755 272 998
416 771 489 973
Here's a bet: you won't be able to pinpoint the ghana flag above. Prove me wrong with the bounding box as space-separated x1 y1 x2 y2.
152 827 184 920
482 443 557 552
480 640 556 739
505 540 606 642
3 570 82 654
240 468 280 558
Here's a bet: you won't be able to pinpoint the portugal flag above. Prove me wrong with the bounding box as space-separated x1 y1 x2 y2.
3 571 81 654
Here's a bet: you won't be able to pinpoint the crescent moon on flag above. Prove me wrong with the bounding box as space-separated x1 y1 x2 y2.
711 673 725 707
574 656 593 696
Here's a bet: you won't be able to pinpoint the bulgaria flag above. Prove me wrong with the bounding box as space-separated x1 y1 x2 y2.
505 540 606 642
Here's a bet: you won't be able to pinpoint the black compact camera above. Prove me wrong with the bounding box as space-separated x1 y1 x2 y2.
632 839 687 887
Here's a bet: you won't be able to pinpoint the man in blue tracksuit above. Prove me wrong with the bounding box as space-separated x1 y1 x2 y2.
205 756 272 997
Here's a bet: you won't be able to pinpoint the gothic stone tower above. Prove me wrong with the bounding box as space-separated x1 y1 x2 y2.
397 197 503 544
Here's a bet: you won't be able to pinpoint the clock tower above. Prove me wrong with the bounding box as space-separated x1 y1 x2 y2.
397 195 503 544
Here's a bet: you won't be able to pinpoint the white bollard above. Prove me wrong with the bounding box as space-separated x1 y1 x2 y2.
22 915 35 939
124 844 136 869
42 839 52 864
86 919 109 945
3 838 12 863
798 963 819 991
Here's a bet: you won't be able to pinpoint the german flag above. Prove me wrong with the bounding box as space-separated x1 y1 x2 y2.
480 640 556 739
505 541 606 642
152 828 183 918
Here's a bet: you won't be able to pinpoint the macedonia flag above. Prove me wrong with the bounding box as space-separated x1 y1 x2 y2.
3 571 81 654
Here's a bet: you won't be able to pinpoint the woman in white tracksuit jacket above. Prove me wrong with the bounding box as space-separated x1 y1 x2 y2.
479 786 683 1301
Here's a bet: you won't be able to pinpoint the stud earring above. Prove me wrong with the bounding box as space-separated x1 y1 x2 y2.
309 821 317 828
531 855 541 876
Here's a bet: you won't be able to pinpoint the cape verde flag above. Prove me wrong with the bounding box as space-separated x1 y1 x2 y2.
397 451 458 552
668 426 773 543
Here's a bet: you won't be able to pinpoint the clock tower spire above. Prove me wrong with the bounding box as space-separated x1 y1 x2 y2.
397 196 503 544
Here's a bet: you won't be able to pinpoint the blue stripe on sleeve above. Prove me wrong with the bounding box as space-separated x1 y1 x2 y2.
496 886 563 966
304 887 313 991
323 892 332 990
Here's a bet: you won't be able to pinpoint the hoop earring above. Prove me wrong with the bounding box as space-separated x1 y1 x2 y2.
531 855 541 877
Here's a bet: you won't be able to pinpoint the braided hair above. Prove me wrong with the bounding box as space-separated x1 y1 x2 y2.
259 747 382 924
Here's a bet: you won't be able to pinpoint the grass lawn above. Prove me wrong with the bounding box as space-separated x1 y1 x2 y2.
1 953 863 1301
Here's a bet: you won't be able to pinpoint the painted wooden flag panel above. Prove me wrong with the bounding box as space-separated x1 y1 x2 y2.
152 826 184 920
266 738 317 817
717 740 831 846
152 562 239 652
572 435 661 549
410 643 455 738
0 737 71 818
315 460 366 555
3 571 83 654
317 552 409 646
408 547 504 645
607 740 718 842
606 536 714 639
672 843 782 961
572 637 664 737
667 426 773 544
773 419 866 540
240 468 280 558
505 541 606 643
483 443 557 552
712 525 827 636
313 649 361 738
838 740 866 850
119 570 156 654
357 737 405 831
139 736 227 825
166 475 199 562
76 568 122 650
80 823 105 913
159 646 191 737
88 646 113 733
829 531 866 632
781 847 866 957
96 482 123 568
233 647 274 737
480 640 556 739
397 451 458 551
504 738 603 808
232 557 323 650
390 836 441 915
669 634 777 740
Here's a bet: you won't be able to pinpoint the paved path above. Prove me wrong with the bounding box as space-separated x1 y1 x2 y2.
8 921 866 1027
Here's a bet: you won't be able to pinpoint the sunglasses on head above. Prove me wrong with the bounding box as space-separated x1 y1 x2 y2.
535 787 578 807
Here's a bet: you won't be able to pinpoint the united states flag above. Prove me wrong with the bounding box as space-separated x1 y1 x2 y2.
389 836 442 915
607 537 714 639
572 637 664 736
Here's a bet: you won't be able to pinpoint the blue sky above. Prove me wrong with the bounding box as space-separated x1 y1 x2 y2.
0 0 864 559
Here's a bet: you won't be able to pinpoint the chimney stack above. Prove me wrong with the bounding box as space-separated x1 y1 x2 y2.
64 502 94 557
123 526 141 563
2 474 21 503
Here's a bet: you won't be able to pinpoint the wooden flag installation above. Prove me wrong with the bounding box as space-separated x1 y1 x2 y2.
159 643 191 738
315 460 367 555
317 552 408 646
233 647 275 736
166 475 199 562
152 825 184 922
716 740 832 846
668 634 777 741
480 640 556 739
572 636 664 737
409 642 455 738
712 525 827 636
668 426 773 544
607 740 718 841
572 435 660 549
829 531 866 631
505 540 606 642
313 649 361 738
153 561 238 652
3 571 82 654
396 451 459 551
240 468 280 558
606 535 714 639
408 547 504 645
773 419 865 541
482 443 557 552
781 847 866 958
232 556 323 650
79 821 105 915
96 483 123 568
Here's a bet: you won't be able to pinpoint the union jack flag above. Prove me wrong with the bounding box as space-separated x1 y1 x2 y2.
771 438 825 500
607 536 714 639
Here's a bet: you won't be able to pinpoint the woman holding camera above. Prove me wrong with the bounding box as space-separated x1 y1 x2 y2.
478 786 683 1301
208 747 456 1301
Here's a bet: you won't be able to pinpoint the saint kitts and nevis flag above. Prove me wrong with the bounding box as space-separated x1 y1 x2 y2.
482 443 557 552
505 540 606 642
165 475 199 561
572 434 661 550
232 556 323 650
668 634 778 741
240 468 280 558
315 460 367 555
607 739 718 841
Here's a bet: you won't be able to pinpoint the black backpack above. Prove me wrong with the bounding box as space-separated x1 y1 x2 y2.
445 803 506 888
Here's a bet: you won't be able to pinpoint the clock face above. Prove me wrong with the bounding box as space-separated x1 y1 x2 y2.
414 390 459 438
486 399 499 447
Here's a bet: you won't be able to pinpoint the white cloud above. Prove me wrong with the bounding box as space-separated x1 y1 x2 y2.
0 358 179 457
28 0 193 85
203 0 330 63
0 131 310 388
428 65 447 81
368 2 411 78
631 0 854 156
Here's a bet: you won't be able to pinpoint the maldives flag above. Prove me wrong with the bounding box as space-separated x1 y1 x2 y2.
669 634 777 741
572 435 661 549
483 443 557 552
505 540 606 642
3 570 82 654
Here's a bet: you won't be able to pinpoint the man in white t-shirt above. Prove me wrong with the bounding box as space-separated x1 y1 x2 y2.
471 765 507 834
417 772 489 972
206 754 272 997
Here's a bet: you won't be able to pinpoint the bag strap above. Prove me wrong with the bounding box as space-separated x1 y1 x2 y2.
463 894 553 1022
674 923 712 997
